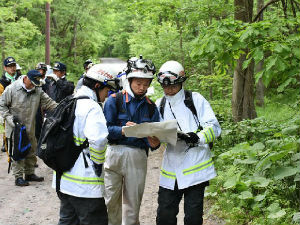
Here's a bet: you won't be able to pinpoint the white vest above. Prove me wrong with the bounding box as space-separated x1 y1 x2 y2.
156 89 221 190
52 86 108 198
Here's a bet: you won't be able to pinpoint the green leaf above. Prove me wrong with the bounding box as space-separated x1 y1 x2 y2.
293 212 300 223
265 56 277 71
238 191 253 199
254 194 266 202
281 125 300 135
235 158 257 164
251 142 265 151
267 203 280 213
252 48 264 64
242 58 252 70
267 210 286 219
250 176 270 188
274 167 298 180
223 176 238 189
294 174 300 182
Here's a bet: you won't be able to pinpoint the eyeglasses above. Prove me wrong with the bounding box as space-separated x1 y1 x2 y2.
161 83 181 90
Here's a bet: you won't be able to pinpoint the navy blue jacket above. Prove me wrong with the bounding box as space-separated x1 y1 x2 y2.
103 91 159 151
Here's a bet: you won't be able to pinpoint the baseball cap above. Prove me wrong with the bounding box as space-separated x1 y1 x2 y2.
53 62 66 71
3 57 16 66
27 70 43 86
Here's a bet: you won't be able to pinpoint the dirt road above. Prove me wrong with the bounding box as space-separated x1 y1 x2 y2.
0 142 224 225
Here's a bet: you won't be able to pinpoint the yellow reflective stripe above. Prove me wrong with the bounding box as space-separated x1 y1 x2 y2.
204 128 213 142
89 147 106 157
74 136 86 145
160 169 176 179
90 154 105 163
182 158 213 176
208 127 215 141
61 172 104 185
200 131 209 143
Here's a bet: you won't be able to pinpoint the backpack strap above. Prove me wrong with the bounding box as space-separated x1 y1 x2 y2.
7 131 13 174
145 96 156 119
116 92 126 113
159 96 166 119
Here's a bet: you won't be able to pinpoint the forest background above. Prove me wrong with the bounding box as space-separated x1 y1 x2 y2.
0 0 299 224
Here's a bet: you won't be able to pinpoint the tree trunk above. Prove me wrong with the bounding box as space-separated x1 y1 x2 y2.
255 0 265 107
232 0 257 122
68 18 78 62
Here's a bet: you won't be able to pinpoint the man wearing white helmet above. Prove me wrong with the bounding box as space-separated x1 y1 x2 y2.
54 64 121 225
155 61 221 225
103 56 160 225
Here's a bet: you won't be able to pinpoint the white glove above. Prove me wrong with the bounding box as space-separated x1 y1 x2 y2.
46 74 59 82
198 133 207 145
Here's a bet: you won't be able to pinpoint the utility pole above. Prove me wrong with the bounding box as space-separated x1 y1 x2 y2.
45 2 51 65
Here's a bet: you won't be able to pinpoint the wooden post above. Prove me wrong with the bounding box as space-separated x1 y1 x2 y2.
45 2 51 65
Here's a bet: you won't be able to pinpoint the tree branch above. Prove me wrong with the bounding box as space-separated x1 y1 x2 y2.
253 0 280 22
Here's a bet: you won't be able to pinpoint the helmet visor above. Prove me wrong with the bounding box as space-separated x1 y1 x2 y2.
157 71 186 85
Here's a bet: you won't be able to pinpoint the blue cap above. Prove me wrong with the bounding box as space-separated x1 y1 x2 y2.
3 57 16 66
53 62 66 71
27 70 43 86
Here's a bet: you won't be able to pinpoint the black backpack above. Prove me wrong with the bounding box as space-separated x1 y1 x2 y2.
159 90 213 149
37 95 89 191
7 119 31 173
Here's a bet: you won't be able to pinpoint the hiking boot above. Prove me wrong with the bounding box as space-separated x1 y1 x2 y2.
25 174 44 182
15 177 29 186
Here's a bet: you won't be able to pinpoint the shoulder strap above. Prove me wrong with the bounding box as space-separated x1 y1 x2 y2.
159 96 166 119
184 90 198 118
116 92 126 113
145 97 156 119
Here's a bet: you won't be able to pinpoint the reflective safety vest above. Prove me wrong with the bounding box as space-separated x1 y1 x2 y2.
156 89 221 190
52 86 108 198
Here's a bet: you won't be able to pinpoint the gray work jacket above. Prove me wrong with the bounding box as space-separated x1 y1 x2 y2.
0 76 57 146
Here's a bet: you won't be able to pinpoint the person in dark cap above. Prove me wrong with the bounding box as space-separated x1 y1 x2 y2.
0 57 18 95
44 62 75 103
0 57 18 152
0 70 57 186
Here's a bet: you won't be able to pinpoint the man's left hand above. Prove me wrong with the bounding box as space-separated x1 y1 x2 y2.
147 136 160 149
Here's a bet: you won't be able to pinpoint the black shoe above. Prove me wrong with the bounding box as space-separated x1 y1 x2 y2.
1 145 5 152
25 174 44 182
15 177 29 186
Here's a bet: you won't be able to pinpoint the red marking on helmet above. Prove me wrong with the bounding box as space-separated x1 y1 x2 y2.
97 69 113 79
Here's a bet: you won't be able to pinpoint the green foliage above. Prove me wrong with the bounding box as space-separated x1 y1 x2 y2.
191 16 300 92
208 93 300 224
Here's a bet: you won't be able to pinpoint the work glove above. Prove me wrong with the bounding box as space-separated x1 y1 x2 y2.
183 132 200 147
46 74 59 82
92 163 103 177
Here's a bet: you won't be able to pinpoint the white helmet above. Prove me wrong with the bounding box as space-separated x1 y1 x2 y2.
157 61 186 85
16 63 22 70
126 55 156 79
85 63 121 91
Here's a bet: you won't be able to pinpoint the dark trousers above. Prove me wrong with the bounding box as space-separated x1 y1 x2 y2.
57 192 108 225
156 181 208 225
